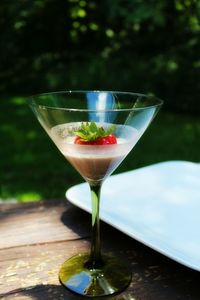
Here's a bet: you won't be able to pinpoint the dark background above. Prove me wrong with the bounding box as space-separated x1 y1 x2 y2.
1 0 200 113
0 0 200 202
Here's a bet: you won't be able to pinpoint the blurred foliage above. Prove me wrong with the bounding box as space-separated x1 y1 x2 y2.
0 1 200 201
0 96 81 202
0 0 200 112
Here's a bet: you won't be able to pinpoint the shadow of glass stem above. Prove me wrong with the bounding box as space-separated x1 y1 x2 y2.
0 284 139 300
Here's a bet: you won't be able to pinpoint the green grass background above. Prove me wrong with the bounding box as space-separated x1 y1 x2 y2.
1 96 200 202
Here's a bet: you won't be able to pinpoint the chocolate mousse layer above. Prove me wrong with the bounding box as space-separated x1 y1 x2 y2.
66 152 125 183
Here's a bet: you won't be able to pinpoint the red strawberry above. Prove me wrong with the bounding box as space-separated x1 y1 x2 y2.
75 134 117 145
73 122 117 145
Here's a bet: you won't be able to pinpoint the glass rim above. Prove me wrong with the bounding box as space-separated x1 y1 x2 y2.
28 90 164 112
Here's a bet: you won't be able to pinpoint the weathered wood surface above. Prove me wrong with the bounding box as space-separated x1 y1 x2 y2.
0 200 200 300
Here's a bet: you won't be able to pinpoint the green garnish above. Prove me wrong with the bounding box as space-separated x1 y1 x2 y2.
74 122 116 142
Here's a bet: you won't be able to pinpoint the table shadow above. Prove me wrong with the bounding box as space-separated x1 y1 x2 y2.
60 202 91 238
1 284 138 300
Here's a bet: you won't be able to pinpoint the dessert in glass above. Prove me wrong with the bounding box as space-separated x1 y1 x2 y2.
28 91 163 297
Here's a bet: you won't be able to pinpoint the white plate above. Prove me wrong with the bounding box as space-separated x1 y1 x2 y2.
66 161 200 271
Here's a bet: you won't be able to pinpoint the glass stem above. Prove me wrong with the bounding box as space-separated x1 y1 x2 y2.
88 183 103 269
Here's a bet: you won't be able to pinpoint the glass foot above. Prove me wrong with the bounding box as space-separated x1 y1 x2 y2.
59 253 132 297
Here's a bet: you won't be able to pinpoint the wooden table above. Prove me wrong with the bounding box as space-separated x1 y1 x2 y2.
0 199 200 300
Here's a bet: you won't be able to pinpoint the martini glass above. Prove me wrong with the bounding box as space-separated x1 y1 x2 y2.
28 91 163 297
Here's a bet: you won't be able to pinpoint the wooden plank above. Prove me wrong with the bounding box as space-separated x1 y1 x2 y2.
1 201 200 299
0 200 90 249
1 237 200 300
0 239 90 296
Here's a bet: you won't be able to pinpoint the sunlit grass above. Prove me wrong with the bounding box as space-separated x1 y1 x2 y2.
18 192 42 202
0 96 200 202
